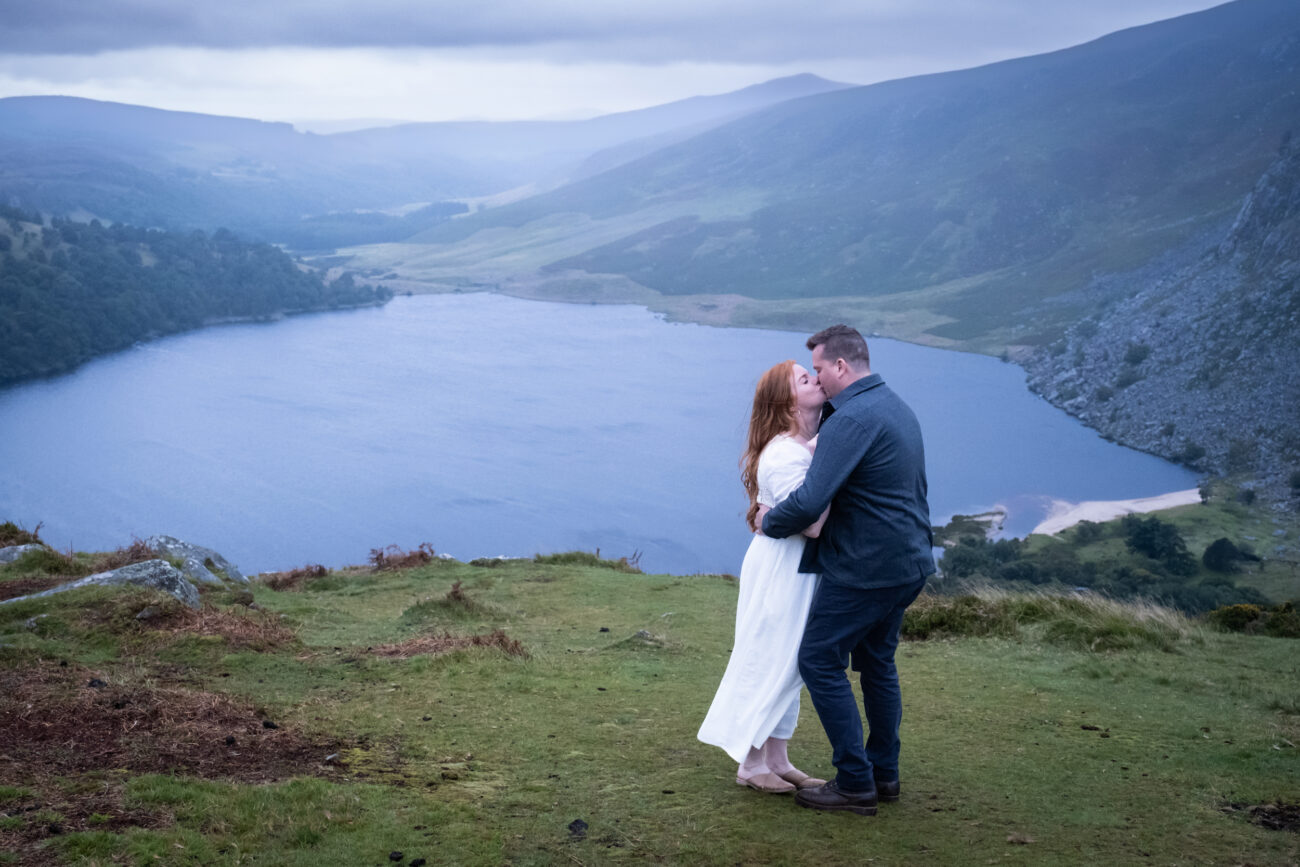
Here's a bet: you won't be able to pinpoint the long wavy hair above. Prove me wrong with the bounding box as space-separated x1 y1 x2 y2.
741 360 798 532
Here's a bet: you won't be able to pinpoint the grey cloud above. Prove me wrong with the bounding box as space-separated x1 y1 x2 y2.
1 0 1225 62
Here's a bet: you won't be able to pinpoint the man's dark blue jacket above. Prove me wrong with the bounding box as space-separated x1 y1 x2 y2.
761 373 936 589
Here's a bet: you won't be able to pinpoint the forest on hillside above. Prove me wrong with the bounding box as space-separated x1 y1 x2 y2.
0 205 391 386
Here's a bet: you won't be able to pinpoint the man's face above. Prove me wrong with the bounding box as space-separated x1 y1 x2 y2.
811 344 846 398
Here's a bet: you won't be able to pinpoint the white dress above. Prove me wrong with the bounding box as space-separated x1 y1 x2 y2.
697 434 821 762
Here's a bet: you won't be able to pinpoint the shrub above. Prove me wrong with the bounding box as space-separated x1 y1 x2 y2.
1226 439 1256 473
1072 521 1106 544
939 540 991 578
534 550 642 574
1204 601 1300 637
1124 343 1151 365
1122 515 1189 562
1289 470 1300 493
87 538 159 573
1176 443 1206 465
996 560 1044 585
369 543 437 571
0 521 42 547
261 564 329 591
1202 538 1242 573
1095 385 1114 402
1115 368 1142 389
1203 603 1263 632
1266 602 1300 639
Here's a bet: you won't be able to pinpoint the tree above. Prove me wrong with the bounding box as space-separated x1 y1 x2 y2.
1122 514 1197 576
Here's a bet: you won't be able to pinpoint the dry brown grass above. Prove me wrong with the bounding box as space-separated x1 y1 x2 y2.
0 574 67 601
0 660 340 862
143 603 301 650
86 538 160 573
0 520 42 547
369 543 436 571
70 593 301 651
260 563 329 591
368 629 528 659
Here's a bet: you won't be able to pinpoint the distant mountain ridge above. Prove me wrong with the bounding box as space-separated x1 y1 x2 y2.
0 75 852 247
401 0 1300 351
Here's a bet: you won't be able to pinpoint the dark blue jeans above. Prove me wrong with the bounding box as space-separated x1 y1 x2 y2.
797 576 926 792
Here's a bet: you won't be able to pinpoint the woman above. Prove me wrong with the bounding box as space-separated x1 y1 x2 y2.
697 360 829 794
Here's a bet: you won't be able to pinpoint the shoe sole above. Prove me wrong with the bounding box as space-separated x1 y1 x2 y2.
795 798 877 816
735 777 795 794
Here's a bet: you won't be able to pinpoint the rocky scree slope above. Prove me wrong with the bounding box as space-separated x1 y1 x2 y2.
1025 140 1300 503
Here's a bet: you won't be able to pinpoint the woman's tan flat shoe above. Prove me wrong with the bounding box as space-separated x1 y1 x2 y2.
777 769 827 789
735 772 796 793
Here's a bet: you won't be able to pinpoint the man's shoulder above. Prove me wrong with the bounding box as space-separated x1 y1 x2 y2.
833 381 891 421
843 379 912 415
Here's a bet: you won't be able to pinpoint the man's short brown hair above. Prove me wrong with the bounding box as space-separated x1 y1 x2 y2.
807 324 870 371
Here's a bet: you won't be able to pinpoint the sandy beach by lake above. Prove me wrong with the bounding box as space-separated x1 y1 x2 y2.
1032 489 1203 536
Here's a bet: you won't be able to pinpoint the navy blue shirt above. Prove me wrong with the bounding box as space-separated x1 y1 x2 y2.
761 373 936 589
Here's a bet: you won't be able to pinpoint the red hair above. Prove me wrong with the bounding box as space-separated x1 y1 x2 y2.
741 360 797 532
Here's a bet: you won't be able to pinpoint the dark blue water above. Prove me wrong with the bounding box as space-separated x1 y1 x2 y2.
0 294 1197 575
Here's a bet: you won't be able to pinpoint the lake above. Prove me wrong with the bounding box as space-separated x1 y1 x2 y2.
0 293 1198 575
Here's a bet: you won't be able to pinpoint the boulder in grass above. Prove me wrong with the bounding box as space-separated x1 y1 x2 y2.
145 535 247 586
0 544 46 564
0 559 200 609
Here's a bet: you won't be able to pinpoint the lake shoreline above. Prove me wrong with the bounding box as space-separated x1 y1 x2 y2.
1032 489 1204 536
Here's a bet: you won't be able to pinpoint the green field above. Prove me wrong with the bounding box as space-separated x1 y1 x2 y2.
2 543 1297 865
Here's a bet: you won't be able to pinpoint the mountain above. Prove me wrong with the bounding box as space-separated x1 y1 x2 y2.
332 74 854 190
391 0 1300 351
0 75 851 248
1024 138 1300 499
0 96 490 243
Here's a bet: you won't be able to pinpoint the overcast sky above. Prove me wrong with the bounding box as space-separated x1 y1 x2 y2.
0 0 1229 128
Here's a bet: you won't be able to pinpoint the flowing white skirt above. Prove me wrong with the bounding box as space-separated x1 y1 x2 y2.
697 532 820 762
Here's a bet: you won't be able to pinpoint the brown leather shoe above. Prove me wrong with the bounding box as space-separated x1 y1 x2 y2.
777 768 828 789
735 772 796 793
794 780 878 815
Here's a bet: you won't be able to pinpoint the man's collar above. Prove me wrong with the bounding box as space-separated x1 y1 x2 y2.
829 372 883 409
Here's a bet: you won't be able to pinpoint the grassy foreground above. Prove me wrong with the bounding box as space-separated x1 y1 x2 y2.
1 552 1297 866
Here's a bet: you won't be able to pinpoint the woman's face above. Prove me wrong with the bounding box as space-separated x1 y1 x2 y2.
791 364 825 411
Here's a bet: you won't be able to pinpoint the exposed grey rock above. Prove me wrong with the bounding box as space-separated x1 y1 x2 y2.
1024 139 1300 507
0 559 200 609
145 535 247 585
0 544 45 564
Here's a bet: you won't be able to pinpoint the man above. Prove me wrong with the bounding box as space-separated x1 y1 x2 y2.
760 324 935 816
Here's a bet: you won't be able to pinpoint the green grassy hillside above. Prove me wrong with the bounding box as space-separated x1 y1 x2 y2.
2 540 1296 865
371 0 1300 352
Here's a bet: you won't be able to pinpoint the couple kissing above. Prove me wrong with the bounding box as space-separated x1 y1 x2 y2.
698 323 936 816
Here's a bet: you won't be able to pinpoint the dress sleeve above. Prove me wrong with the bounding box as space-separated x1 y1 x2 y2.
757 439 813 506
